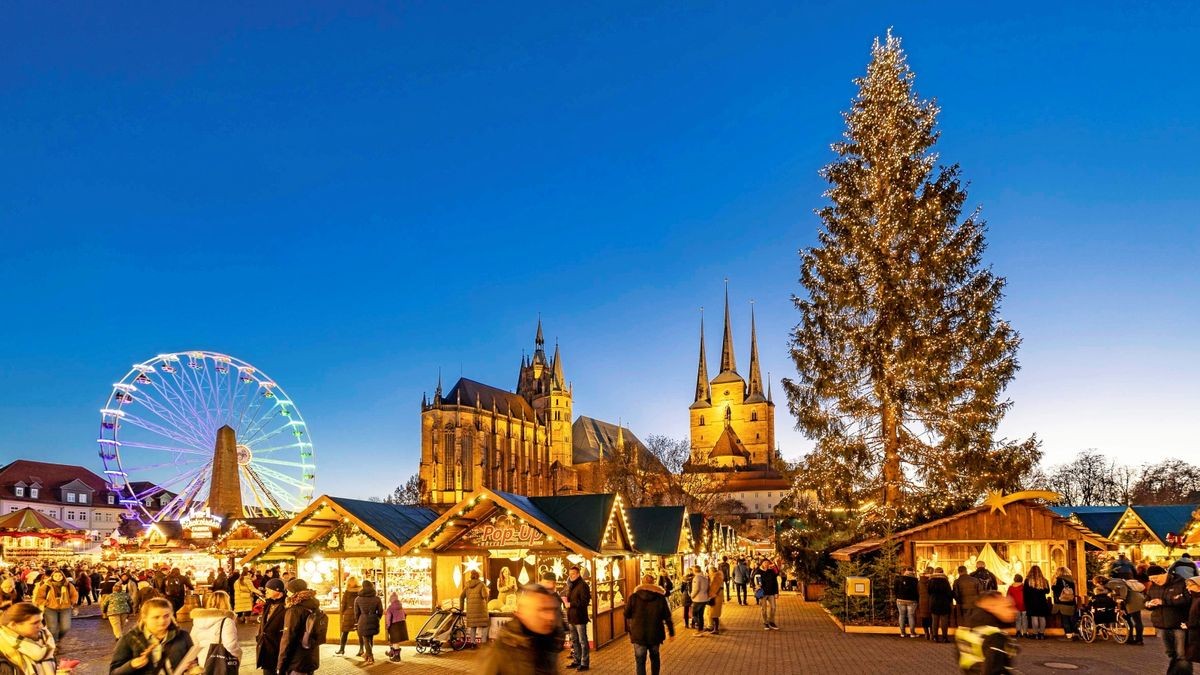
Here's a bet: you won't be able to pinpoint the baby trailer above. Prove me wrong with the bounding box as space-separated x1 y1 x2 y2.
414 601 469 655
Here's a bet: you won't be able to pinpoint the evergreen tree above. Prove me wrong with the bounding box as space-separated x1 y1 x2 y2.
783 31 1039 517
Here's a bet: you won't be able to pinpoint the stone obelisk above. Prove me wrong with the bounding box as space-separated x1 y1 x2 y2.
208 424 244 520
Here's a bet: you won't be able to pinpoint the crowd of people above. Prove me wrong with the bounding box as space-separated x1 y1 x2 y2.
890 551 1200 674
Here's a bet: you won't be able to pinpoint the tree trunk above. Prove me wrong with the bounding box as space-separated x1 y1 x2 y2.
881 402 901 506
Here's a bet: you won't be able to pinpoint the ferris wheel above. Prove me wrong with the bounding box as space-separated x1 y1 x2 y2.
98 351 315 523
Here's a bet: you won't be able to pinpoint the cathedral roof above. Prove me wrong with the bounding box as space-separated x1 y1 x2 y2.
572 416 666 471
708 425 751 460
440 378 535 418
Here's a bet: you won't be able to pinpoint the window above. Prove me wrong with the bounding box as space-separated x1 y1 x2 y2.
751 411 758 422
66 511 74 520
767 492 772 498
442 430 456 490
79 493 88 503
14 487 24 498
29 488 38 499
144 498 152 507
698 415 705 426
67 493 77 503
108 495 115 505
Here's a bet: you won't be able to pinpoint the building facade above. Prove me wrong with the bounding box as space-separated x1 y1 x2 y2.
683 291 789 510
418 321 657 506
0 460 167 537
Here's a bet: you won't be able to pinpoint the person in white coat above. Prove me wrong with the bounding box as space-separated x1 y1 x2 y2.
188 589 242 667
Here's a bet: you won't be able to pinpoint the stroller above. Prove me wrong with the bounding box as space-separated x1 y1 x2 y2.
414 601 469 655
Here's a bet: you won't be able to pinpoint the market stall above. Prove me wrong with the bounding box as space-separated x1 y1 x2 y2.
239 495 439 643
397 487 639 650
831 495 1113 590
628 505 692 606
0 508 90 559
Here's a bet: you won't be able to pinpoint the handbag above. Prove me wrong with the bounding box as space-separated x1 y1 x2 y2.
754 587 765 601
203 619 240 675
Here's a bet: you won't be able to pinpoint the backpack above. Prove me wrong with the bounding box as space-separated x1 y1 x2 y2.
301 607 328 649
1125 579 1145 593
1057 580 1075 604
165 576 185 597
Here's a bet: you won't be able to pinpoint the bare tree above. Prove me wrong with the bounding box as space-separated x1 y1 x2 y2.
383 474 423 505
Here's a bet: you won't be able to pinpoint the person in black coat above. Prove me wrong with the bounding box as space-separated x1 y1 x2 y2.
278 580 322 675
109 598 195 675
353 581 383 665
624 575 674 675
926 568 954 643
1021 565 1052 640
1185 577 1200 666
256 579 287 675
566 566 591 671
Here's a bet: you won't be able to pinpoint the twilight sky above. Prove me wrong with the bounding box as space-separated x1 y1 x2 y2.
1 3 1197 501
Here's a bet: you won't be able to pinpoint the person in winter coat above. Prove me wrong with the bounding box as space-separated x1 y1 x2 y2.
73 571 91 607
754 559 781 630
277 579 322 675
954 566 983 627
894 567 919 638
1020 566 1049 640
31 571 77 642
1111 553 1137 579
1006 574 1027 638
0 603 60 675
1185 577 1200 666
917 568 933 639
680 572 693 628
100 580 134 640
256 579 287 675
110 597 196 675
1051 567 1079 640
134 581 160 612
161 569 192 613
334 577 361 656
624 574 675 675
688 566 711 635
927 568 954 643
233 569 259 623
90 569 103 604
1103 575 1146 645
477 584 564 675
732 558 751 606
1146 570 1191 675
188 590 241 668
718 557 731 601
972 562 999 592
566 566 591 671
955 591 1018 675
460 571 490 646
353 580 383 665
0 579 18 613
1171 554 1198 580
384 592 408 662
708 566 725 634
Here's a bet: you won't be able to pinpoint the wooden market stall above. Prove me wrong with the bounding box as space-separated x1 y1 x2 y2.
396 488 639 650
239 495 439 643
628 505 692 602
832 497 1114 589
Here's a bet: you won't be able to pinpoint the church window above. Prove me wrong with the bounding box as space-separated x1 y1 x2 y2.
461 436 474 491
699 416 705 426
442 430 456 490
751 411 758 422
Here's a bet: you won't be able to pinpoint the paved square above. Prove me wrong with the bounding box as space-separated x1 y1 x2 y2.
64 593 1165 674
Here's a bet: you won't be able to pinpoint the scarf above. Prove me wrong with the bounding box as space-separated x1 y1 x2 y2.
0 626 57 675
285 590 316 608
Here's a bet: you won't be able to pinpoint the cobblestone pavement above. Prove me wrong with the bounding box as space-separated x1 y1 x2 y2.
63 593 1167 674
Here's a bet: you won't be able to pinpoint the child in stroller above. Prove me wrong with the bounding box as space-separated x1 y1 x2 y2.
414 600 469 655
385 591 408 662
1087 586 1118 625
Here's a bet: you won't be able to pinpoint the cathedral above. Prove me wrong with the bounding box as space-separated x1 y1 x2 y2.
417 321 655 506
684 290 790 505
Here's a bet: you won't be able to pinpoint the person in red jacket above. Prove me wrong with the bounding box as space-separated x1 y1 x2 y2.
1006 574 1027 638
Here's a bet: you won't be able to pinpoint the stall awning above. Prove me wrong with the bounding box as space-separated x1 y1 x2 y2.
0 508 82 533
628 506 689 556
831 499 1113 561
240 495 438 564
399 488 636 558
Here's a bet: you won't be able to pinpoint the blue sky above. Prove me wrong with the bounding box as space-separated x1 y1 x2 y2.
2 2 1197 500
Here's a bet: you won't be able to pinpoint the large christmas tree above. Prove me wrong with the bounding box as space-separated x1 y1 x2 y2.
783 32 1039 518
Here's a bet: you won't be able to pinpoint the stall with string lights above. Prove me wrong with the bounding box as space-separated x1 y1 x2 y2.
627 505 693 606
397 487 639 650
239 495 439 643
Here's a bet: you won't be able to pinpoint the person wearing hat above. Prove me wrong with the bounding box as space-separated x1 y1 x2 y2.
1146 568 1191 674
1181 576 1200 668
257 578 287 675
277 579 322 675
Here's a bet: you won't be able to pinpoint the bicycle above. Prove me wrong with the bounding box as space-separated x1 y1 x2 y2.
1077 605 1130 644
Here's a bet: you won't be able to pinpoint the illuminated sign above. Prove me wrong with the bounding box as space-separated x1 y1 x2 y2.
464 520 545 549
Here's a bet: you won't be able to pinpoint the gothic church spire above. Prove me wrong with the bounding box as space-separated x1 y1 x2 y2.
747 300 765 401
719 280 737 375
691 309 710 407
